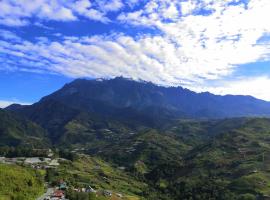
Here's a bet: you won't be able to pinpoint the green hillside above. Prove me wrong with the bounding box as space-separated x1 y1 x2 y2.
3 104 270 199
0 109 49 147
0 164 44 200
45 154 152 200
141 118 270 199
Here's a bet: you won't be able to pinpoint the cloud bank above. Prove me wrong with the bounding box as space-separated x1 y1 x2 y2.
0 0 270 100
0 100 31 108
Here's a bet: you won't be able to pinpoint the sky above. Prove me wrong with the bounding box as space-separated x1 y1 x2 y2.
0 0 270 107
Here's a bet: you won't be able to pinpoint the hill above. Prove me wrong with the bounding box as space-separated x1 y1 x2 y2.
0 109 49 147
139 118 270 199
0 163 44 200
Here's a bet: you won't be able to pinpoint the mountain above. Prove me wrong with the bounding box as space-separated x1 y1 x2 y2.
4 77 270 199
6 77 270 143
14 77 270 120
0 109 49 147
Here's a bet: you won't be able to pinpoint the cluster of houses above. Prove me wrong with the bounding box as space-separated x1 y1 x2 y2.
46 190 65 200
50 179 124 200
42 181 68 200
72 185 96 193
0 156 61 169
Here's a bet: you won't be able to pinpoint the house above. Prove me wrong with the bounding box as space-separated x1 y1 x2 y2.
103 190 112 197
48 149 54 157
118 166 126 170
52 190 65 199
24 157 42 164
59 182 67 190
49 159 59 166
59 180 67 190
116 193 123 198
86 186 96 193
0 157 5 163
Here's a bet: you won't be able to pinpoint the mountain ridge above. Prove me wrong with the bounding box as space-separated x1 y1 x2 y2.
7 77 270 119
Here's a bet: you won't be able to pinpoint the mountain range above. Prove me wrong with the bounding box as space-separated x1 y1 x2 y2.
7 76 270 121
3 77 270 144
2 77 270 199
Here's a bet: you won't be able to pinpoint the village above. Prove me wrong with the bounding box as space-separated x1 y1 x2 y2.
0 156 60 169
0 151 126 200
37 180 123 200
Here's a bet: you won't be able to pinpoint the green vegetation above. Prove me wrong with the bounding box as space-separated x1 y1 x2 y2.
45 155 148 199
0 109 49 147
3 105 270 199
141 118 270 199
0 164 44 200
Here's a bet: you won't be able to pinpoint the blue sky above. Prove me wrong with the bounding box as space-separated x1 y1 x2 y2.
0 0 270 107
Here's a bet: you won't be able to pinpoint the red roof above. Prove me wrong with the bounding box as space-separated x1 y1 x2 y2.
53 190 64 197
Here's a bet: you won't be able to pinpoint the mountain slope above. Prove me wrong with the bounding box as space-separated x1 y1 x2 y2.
6 77 270 147
7 77 270 134
140 118 270 199
0 109 49 147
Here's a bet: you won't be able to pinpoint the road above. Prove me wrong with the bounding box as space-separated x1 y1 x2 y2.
37 187 54 200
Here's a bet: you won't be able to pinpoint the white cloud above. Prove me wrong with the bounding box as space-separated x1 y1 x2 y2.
0 0 126 26
72 0 110 23
117 0 270 82
0 100 31 108
0 0 77 26
1 0 270 100
99 0 124 12
0 29 21 41
190 76 270 102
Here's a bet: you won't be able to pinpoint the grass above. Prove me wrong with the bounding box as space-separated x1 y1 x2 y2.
0 163 44 200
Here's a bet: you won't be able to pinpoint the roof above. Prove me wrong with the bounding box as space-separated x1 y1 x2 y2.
53 190 64 197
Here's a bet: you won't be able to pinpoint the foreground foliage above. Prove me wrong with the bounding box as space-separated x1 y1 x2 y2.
0 164 44 200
